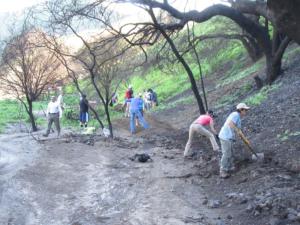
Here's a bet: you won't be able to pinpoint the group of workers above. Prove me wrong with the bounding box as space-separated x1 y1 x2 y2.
123 85 160 134
42 85 250 179
184 103 250 178
123 86 158 117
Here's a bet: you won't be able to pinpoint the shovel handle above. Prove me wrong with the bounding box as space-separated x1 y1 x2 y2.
235 128 259 158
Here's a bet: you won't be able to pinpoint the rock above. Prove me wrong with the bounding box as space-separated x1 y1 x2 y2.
287 207 298 216
226 192 238 199
272 205 287 219
202 199 208 205
269 217 283 225
215 220 226 225
285 160 300 173
287 213 297 222
227 214 233 220
250 170 260 178
246 203 254 212
254 210 261 216
226 192 248 204
277 174 292 180
208 200 221 208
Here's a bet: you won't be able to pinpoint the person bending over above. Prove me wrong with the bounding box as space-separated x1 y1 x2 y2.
184 110 219 157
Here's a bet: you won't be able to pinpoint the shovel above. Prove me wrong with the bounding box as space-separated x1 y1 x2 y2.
236 129 264 161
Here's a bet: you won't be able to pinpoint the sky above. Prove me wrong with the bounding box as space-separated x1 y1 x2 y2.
0 0 223 48
0 0 221 13
0 0 44 12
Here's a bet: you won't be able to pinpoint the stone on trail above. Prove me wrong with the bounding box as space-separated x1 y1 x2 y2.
208 199 222 208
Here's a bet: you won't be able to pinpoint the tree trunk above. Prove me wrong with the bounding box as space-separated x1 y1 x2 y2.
241 36 263 62
254 75 263 89
265 55 282 84
268 0 300 45
28 100 38 132
149 9 206 114
164 32 205 114
104 103 113 138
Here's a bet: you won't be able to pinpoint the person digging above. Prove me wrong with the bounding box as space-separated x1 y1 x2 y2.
218 103 250 178
184 110 220 158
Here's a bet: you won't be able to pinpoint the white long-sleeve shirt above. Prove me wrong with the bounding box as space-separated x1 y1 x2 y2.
46 101 62 117
57 94 64 106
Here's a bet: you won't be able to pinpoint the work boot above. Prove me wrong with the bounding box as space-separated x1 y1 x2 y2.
220 170 230 179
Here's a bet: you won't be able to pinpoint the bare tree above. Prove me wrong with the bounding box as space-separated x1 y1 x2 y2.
126 0 291 84
41 0 141 137
46 0 207 114
0 26 63 131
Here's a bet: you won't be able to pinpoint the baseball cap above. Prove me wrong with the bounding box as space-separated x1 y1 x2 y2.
236 103 250 110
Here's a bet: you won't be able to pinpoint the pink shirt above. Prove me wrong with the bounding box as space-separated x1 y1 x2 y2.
195 115 212 126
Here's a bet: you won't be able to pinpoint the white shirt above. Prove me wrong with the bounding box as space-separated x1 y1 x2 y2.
47 101 62 117
57 94 63 107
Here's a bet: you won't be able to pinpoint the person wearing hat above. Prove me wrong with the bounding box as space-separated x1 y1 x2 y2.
218 103 250 178
43 95 62 137
184 110 220 158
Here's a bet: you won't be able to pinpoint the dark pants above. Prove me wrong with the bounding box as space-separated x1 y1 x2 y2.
45 113 60 136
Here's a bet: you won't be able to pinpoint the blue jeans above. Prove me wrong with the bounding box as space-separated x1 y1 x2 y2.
130 109 149 133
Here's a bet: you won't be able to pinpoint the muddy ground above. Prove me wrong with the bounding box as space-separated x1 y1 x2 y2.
0 111 299 225
0 118 227 225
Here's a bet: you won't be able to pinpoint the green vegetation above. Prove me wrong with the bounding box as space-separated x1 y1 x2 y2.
217 58 265 87
245 84 280 105
121 19 247 106
154 95 195 111
282 46 300 64
0 100 26 132
277 129 300 142
1 17 296 133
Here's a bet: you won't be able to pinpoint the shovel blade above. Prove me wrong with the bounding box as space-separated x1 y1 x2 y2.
251 153 264 161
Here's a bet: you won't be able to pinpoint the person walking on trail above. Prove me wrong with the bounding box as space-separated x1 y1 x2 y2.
184 110 219 158
124 85 133 117
151 89 158 107
129 96 149 134
136 93 145 127
144 89 152 111
43 96 62 137
109 92 118 107
79 94 89 128
218 103 250 179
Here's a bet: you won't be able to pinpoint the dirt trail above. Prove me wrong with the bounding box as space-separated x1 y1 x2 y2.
0 117 226 225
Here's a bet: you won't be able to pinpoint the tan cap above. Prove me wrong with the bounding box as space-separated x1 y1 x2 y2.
236 103 250 110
